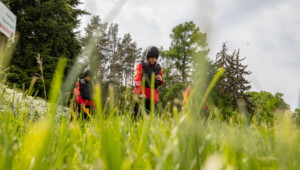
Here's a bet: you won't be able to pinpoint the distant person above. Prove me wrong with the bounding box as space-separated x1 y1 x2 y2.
133 46 163 118
72 69 94 120
182 85 209 111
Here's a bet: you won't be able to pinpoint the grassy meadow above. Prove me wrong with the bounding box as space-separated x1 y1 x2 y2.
0 59 299 170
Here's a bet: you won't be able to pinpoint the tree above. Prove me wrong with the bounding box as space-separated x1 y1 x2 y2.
81 15 109 81
215 43 252 112
159 22 211 111
107 23 121 85
246 91 290 125
215 43 229 94
118 33 141 87
295 108 300 125
3 0 87 98
165 21 208 85
80 17 143 109
159 48 184 107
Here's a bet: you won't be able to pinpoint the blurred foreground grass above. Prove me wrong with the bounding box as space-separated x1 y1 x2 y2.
0 80 299 169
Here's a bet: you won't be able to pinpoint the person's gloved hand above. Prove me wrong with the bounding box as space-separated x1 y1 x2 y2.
155 75 163 81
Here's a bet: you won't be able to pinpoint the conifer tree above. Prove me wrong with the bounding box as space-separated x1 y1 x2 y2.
81 15 109 80
107 23 120 85
215 43 253 112
118 33 141 86
3 0 87 97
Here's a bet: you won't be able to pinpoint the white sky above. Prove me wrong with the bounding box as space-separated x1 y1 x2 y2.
78 0 300 110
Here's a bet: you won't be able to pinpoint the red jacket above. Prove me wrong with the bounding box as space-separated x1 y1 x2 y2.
182 85 209 110
133 62 163 103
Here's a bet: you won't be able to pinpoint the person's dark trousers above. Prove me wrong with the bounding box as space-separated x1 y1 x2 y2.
71 104 92 121
80 105 91 120
133 98 157 119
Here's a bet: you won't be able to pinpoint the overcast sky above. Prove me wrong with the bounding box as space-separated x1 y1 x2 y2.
78 0 300 110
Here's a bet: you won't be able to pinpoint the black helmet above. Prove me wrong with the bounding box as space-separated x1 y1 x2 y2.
146 46 159 59
83 69 92 78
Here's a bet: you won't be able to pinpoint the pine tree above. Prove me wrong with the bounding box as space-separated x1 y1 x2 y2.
215 43 252 112
216 42 230 94
118 33 141 87
81 15 109 80
216 42 229 68
107 23 120 85
232 50 251 97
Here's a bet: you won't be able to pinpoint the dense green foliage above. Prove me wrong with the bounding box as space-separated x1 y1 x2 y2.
163 21 208 85
3 0 87 98
295 108 300 125
246 91 290 125
159 21 210 107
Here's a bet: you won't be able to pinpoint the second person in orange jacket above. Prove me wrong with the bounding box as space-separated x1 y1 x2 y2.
73 69 94 120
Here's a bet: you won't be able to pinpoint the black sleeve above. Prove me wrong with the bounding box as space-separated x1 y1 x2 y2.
155 80 161 88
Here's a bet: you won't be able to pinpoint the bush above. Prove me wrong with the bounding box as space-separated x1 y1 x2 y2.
247 91 290 125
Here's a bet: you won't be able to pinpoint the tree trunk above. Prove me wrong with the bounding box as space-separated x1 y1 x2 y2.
112 48 116 83
182 55 186 85
125 72 127 87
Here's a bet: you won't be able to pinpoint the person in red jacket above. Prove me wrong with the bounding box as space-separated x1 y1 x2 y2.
73 69 94 120
133 46 163 117
182 85 209 111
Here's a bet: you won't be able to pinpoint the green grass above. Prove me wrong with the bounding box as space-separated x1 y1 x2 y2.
0 78 300 169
